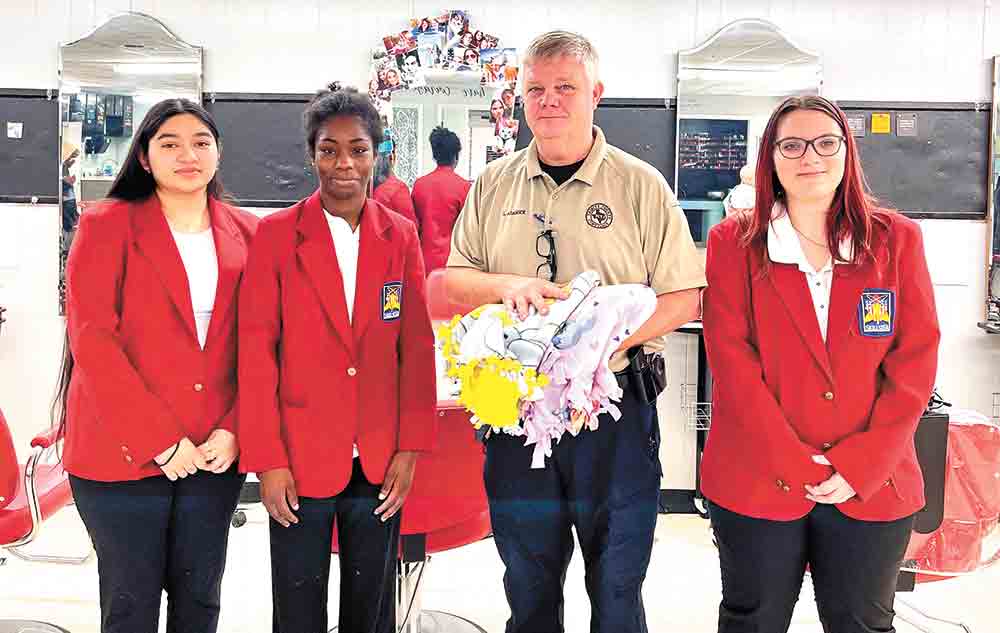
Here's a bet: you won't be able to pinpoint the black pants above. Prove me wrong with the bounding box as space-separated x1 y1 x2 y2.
269 458 401 633
708 500 915 633
69 467 244 633
484 388 662 633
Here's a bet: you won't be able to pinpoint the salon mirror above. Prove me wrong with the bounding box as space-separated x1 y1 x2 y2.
58 12 202 313
979 56 1000 333
675 18 822 244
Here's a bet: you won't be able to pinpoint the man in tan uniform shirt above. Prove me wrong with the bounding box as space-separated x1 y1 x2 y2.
447 31 705 633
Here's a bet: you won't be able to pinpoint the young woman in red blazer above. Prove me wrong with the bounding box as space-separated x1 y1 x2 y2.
701 95 940 633
238 84 437 633
56 99 257 633
372 147 418 226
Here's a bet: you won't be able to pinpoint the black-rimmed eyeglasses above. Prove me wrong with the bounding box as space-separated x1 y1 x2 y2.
536 228 557 282
774 134 845 160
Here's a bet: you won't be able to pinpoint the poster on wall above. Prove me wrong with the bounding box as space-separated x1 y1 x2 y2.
369 9 520 162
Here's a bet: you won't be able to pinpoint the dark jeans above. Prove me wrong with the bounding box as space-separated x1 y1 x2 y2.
269 458 401 633
69 467 244 633
484 388 662 633
708 500 916 633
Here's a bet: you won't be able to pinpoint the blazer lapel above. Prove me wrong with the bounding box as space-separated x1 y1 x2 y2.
204 199 246 346
767 263 834 382
295 191 354 356
131 196 198 342
826 232 889 355
352 199 393 346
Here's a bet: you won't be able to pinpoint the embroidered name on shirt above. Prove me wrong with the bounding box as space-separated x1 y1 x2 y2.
503 209 527 217
382 282 402 321
857 288 894 337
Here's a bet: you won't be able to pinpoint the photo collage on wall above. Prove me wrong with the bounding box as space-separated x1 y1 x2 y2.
369 10 520 160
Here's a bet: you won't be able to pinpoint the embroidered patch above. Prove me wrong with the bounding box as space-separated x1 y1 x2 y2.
382 282 402 321
585 203 613 229
857 288 894 337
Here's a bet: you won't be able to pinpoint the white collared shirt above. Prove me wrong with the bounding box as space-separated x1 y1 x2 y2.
767 204 853 342
324 210 360 323
324 209 361 458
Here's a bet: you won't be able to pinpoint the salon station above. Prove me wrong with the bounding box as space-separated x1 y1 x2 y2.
1 2 1000 633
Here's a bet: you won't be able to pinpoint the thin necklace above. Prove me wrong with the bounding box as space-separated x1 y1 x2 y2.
790 221 828 249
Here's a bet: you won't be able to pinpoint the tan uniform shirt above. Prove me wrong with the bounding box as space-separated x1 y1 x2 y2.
448 126 707 370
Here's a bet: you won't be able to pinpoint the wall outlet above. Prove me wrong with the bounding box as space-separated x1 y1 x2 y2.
6 122 23 139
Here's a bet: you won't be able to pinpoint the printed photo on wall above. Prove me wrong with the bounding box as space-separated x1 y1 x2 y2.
445 10 470 46
397 50 426 87
372 54 405 97
481 48 518 86
456 46 480 70
410 15 446 34
383 30 417 56
490 85 519 157
470 30 500 50
417 32 445 69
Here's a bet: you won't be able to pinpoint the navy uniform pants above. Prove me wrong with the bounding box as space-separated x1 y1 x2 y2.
709 500 915 633
69 466 244 633
268 458 401 633
485 388 661 633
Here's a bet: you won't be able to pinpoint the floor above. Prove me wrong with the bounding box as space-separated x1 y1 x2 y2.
2 502 998 633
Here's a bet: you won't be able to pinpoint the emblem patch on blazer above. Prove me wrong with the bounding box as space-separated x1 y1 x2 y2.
857 289 894 337
382 282 402 321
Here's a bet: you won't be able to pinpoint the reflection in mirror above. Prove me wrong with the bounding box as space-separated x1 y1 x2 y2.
981 56 1000 333
58 12 202 313
675 19 821 244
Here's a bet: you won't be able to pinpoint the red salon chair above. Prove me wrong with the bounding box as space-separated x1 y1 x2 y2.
0 408 89 633
331 270 490 632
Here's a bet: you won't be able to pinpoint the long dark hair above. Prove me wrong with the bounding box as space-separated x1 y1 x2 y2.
107 98 229 201
52 98 229 439
741 95 887 270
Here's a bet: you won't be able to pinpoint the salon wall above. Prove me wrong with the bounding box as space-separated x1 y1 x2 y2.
1 1 999 474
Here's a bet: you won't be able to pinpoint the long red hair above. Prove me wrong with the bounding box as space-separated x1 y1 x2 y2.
740 95 889 269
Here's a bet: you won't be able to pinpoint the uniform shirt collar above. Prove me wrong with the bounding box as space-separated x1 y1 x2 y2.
767 201 853 274
526 125 607 186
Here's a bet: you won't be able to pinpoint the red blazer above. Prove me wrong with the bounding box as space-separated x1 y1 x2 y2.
238 192 437 498
63 196 258 481
701 213 940 522
411 166 471 272
373 174 417 227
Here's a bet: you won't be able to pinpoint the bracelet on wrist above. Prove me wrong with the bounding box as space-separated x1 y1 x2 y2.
154 442 180 467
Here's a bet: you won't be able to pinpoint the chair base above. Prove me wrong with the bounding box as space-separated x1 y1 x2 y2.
330 611 487 633
0 620 71 633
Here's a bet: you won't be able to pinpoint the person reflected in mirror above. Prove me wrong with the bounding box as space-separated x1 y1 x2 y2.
372 138 417 226
238 82 437 633
57 98 255 633
701 95 940 633
411 126 471 274
722 163 756 217
60 142 80 250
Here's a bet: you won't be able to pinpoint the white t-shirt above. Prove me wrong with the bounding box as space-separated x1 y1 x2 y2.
324 209 361 457
767 207 853 343
170 228 218 349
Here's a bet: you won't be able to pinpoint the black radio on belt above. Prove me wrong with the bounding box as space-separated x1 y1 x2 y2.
623 347 667 405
